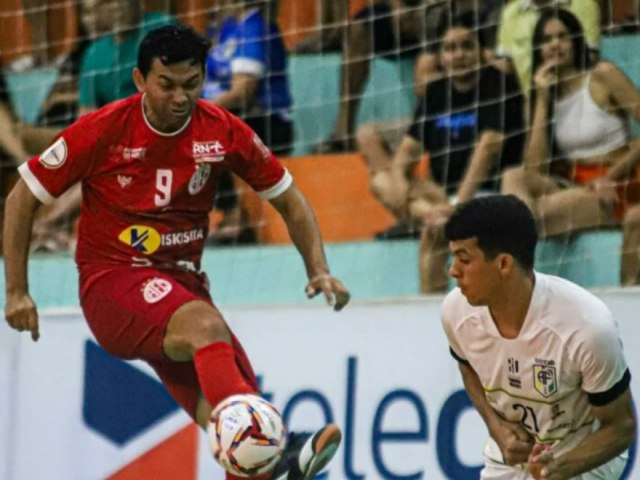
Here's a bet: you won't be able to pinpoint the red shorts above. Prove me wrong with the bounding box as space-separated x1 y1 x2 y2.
79 267 257 418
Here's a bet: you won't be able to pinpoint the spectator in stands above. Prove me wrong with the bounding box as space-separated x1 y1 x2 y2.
500 9 640 285
1 0 78 72
495 0 601 94
78 0 174 114
313 0 503 154
202 0 294 244
26 0 175 252
365 12 525 293
312 0 429 153
355 0 504 236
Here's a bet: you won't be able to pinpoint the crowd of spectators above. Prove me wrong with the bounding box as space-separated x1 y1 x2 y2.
0 0 639 290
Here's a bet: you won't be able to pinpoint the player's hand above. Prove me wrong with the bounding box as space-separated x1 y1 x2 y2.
490 418 534 466
5 292 40 341
305 274 351 311
528 443 561 480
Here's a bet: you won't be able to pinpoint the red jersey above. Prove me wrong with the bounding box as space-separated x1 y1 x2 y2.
19 94 290 278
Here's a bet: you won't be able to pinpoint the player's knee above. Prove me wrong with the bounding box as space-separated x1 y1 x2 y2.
164 302 230 360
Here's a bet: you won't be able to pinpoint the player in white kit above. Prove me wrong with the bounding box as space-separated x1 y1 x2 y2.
441 195 636 480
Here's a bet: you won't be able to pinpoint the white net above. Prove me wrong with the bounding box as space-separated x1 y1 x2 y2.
0 0 638 291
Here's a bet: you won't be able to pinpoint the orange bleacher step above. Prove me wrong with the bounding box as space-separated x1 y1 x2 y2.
240 152 397 244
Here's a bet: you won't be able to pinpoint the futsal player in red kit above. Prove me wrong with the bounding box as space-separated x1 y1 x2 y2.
3 25 349 480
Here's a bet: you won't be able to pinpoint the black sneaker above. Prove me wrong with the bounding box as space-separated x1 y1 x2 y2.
271 424 342 480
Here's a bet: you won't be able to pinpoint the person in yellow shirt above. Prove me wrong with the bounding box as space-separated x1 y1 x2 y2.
496 0 601 93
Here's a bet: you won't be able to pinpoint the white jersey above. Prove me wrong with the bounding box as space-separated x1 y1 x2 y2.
442 272 630 463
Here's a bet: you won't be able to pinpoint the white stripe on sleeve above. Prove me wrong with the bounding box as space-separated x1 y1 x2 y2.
18 162 56 204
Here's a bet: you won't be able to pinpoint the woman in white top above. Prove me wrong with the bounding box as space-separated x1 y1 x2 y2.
501 8 640 285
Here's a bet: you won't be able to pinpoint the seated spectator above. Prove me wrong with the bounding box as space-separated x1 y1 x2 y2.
313 0 503 154
355 0 504 238
312 0 429 153
495 0 601 94
78 0 174 114
28 0 175 252
202 0 294 244
500 9 640 285
366 12 525 293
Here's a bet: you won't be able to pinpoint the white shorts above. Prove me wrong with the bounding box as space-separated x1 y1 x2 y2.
480 451 628 480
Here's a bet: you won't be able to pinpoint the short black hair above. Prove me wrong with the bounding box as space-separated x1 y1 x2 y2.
137 25 210 77
445 195 538 270
435 10 486 51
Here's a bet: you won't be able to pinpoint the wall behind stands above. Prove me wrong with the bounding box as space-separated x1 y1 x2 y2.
0 292 638 480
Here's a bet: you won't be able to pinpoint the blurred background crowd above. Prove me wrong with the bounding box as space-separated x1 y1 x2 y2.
0 0 638 293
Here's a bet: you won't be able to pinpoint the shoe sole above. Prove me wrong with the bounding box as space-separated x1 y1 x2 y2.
302 424 342 479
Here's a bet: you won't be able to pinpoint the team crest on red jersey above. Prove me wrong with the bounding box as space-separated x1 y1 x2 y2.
193 140 225 163
39 137 67 169
189 164 211 195
142 278 173 303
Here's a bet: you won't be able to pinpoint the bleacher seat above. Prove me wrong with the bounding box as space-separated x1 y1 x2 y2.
535 231 622 288
240 152 396 243
289 54 416 155
602 34 640 135
5 67 59 124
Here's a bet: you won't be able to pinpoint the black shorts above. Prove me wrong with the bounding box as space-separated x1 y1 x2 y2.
353 3 422 57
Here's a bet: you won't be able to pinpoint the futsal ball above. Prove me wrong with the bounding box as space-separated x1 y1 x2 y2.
207 394 287 477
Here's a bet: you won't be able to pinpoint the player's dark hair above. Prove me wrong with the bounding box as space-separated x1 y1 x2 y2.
137 25 210 77
445 195 538 270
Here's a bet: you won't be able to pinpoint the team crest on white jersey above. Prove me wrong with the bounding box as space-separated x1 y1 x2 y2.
188 164 211 195
142 278 173 303
117 175 132 188
39 137 67 169
193 140 225 163
533 363 558 398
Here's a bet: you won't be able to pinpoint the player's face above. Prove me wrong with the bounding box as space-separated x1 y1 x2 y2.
448 237 502 306
439 27 480 79
540 19 574 69
135 58 204 133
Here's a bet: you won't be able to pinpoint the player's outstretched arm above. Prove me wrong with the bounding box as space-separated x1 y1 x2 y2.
529 388 636 480
459 361 534 465
3 179 42 341
269 184 350 311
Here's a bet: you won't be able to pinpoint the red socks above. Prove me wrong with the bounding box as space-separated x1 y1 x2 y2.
193 341 255 411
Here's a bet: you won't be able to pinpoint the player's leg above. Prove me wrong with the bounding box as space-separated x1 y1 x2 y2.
81 268 256 413
163 299 260 415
